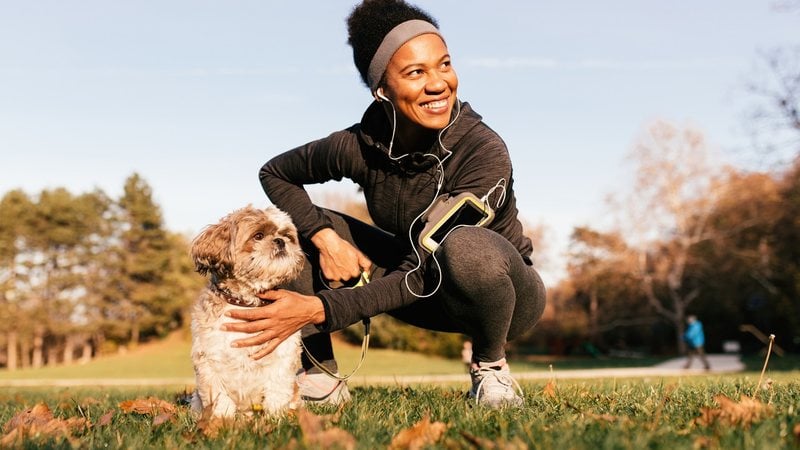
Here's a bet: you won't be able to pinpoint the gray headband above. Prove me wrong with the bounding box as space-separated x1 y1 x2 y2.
367 19 442 92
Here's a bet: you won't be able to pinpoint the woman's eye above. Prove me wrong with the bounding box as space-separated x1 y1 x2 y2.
253 232 264 241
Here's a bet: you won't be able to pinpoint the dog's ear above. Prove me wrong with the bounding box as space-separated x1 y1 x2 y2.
191 220 235 277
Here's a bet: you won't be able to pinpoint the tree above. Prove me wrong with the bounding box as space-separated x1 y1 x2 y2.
565 227 652 350
114 174 176 346
612 120 725 353
0 190 34 370
745 46 800 163
768 160 800 349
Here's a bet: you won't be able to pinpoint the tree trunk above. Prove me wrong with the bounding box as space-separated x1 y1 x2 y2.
130 322 140 349
31 326 45 369
63 334 75 365
92 332 105 357
589 286 599 344
19 338 31 368
6 331 17 371
79 339 92 364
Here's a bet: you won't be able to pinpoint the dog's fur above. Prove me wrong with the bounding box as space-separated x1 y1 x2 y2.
189 206 305 418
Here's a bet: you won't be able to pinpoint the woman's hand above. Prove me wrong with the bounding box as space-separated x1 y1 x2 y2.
222 289 325 360
311 228 372 282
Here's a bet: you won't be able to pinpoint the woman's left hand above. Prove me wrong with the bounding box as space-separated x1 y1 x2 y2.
222 289 325 360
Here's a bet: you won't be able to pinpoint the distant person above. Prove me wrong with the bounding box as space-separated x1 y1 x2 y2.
222 0 546 408
683 315 710 370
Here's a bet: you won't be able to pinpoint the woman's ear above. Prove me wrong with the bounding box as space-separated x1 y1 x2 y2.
375 87 389 102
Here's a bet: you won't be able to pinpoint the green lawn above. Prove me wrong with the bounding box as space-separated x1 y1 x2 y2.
1 332 797 382
0 374 797 449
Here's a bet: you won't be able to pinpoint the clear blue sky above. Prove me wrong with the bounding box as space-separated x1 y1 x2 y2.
1 1 796 282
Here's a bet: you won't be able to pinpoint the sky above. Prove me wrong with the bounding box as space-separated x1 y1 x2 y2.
1 1 797 284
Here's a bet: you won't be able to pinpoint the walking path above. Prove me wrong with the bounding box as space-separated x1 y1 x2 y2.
0 354 745 388
347 354 745 385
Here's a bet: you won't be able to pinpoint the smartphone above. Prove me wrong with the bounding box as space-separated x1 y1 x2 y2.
419 192 494 253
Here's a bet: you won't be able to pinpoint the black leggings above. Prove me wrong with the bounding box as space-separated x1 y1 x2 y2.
292 210 546 370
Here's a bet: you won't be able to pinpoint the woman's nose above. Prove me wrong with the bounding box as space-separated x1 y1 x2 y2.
425 73 447 93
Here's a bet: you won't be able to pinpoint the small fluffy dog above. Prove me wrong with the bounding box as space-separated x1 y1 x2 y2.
189 205 305 418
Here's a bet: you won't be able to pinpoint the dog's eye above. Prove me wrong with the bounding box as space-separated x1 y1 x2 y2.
253 232 265 241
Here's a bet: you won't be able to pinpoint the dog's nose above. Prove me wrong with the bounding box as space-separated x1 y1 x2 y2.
273 238 285 250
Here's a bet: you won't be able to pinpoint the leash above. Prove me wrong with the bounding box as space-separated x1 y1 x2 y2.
303 270 371 381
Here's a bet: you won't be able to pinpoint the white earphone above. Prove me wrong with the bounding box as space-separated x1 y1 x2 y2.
375 87 390 102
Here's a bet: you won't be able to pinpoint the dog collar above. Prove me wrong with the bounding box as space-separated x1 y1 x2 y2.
211 284 270 308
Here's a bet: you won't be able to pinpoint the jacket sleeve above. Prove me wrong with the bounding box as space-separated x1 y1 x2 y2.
314 249 433 332
259 128 362 239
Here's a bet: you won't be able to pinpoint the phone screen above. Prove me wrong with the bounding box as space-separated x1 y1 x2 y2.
429 201 489 245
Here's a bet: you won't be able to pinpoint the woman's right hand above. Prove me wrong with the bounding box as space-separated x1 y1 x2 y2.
311 228 372 282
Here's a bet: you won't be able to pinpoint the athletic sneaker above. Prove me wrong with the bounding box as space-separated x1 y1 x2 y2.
296 369 352 406
468 359 524 408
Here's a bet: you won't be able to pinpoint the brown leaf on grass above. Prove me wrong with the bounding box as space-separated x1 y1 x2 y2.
1 403 89 447
194 405 228 439
3 403 53 432
694 394 773 428
542 380 557 399
296 408 356 450
152 412 176 427
389 414 448 450
461 431 529 450
792 423 800 443
119 396 177 415
196 416 225 439
97 410 114 427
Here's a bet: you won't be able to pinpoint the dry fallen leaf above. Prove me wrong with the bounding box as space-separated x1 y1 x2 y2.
793 423 800 443
695 394 773 428
96 410 114 427
1 402 88 447
296 408 356 450
389 414 448 450
3 403 53 432
152 412 176 427
543 380 557 399
119 396 177 416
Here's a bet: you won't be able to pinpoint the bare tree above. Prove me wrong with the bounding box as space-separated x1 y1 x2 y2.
611 120 724 353
744 46 800 164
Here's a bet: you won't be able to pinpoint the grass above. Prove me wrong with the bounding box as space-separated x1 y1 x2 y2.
0 374 798 449
0 332 680 382
1 334 799 448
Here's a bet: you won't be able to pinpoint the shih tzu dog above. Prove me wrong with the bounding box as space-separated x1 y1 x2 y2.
189 205 305 418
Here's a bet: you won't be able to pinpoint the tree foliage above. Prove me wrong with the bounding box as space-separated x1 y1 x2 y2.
0 174 203 369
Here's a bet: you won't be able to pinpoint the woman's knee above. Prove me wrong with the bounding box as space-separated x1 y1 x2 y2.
436 227 512 286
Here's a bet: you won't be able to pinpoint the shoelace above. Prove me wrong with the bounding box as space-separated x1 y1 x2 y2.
472 367 525 405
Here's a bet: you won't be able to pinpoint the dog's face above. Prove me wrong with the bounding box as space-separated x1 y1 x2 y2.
191 206 304 297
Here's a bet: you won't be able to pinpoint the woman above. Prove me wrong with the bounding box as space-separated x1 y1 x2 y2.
223 0 546 408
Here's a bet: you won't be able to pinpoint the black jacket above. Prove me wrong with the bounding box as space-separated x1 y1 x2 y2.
260 100 532 331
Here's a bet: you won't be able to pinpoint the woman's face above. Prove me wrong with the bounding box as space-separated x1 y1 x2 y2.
381 33 458 132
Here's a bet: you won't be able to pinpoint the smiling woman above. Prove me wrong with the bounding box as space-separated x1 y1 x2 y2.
223 0 547 410
380 33 459 142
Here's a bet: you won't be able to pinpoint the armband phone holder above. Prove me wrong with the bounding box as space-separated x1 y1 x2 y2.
419 192 494 253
